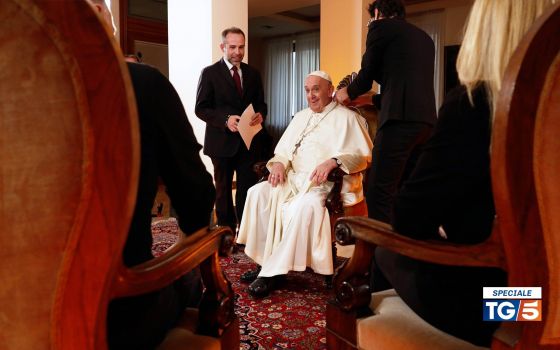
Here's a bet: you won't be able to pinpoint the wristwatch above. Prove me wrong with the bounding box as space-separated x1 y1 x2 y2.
332 158 342 167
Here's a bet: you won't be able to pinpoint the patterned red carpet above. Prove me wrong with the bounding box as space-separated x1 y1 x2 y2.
151 218 336 349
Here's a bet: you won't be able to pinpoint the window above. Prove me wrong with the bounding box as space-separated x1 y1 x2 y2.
263 32 320 143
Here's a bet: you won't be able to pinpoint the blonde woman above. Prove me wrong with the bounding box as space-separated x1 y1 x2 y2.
372 0 557 346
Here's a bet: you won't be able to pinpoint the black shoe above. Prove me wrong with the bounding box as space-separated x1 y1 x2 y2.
240 266 261 283
248 277 274 298
232 243 240 254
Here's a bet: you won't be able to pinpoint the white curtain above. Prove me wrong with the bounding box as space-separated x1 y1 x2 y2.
294 32 320 113
263 31 320 143
264 37 293 143
408 11 445 109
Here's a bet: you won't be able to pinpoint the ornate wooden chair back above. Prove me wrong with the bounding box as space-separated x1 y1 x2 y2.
491 2 560 347
0 1 138 348
0 1 238 349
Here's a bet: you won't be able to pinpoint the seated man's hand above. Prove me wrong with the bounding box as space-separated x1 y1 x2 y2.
250 112 263 126
226 115 241 132
310 159 338 185
333 87 351 105
268 162 286 187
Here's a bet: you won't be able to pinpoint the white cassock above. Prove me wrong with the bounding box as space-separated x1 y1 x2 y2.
237 101 373 277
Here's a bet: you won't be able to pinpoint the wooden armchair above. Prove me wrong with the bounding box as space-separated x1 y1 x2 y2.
0 1 237 349
326 3 560 350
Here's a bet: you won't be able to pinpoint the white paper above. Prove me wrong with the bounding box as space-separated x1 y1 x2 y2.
237 104 262 150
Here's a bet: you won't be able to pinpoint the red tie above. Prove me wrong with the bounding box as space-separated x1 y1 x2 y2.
232 66 243 97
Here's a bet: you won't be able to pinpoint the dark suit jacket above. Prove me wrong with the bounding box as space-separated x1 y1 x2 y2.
195 59 267 158
108 63 215 349
384 85 506 346
347 18 437 128
125 62 216 267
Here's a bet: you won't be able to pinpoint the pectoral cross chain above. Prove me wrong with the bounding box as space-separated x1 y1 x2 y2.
291 102 338 157
293 139 303 156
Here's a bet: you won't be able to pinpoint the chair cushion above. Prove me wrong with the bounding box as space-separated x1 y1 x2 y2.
344 199 368 216
356 289 489 350
157 308 220 350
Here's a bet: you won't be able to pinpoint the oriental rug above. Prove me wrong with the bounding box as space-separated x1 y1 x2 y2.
151 218 342 350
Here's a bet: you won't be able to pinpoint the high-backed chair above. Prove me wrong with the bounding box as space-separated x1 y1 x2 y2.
0 1 237 349
326 3 560 350
327 76 378 260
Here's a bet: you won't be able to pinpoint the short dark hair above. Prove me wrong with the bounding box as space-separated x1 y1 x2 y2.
368 0 406 19
221 27 245 42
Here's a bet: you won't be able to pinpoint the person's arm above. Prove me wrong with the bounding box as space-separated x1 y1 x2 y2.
347 20 391 100
194 67 236 129
330 112 373 174
310 158 339 184
154 70 216 234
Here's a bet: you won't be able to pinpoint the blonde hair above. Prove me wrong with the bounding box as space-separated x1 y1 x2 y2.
456 0 557 112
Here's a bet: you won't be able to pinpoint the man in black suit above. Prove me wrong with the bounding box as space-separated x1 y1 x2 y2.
196 27 268 233
86 2 216 348
334 0 437 223
107 62 216 350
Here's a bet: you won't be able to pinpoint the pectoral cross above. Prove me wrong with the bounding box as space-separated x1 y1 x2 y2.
291 104 337 157
292 139 303 156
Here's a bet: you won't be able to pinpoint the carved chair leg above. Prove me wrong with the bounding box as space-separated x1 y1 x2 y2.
325 275 333 289
326 242 338 289
198 253 236 338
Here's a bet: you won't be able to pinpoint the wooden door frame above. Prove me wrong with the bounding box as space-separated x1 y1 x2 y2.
118 0 168 56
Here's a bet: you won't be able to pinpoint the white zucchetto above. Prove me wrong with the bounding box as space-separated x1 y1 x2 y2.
307 70 332 83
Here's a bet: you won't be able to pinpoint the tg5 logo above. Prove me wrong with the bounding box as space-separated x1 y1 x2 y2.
483 300 541 321
482 287 542 322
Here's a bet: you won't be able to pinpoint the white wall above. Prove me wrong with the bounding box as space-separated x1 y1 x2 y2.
168 0 248 174
320 0 367 86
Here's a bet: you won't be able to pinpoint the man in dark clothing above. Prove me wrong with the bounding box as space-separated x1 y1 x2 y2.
106 62 216 350
195 27 268 233
86 2 216 348
334 0 437 223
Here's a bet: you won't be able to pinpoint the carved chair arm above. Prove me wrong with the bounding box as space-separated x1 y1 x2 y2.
337 216 505 268
253 161 269 182
333 216 505 311
112 225 234 297
326 168 346 215
112 225 236 335
254 161 347 215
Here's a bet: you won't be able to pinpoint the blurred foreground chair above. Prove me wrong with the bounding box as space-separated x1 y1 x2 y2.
326 3 560 350
0 1 238 349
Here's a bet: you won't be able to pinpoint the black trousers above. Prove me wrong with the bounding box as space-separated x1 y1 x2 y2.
107 269 203 349
211 144 258 231
366 120 433 223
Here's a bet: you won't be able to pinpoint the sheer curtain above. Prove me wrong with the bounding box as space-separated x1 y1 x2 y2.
263 31 320 143
264 37 293 143
294 32 320 113
408 11 445 109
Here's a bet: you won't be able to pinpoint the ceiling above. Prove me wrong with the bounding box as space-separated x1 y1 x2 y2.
249 3 320 39
247 0 434 39
124 0 436 39
248 0 320 17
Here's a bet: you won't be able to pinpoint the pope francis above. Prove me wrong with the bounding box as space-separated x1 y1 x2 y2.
237 71 373 298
